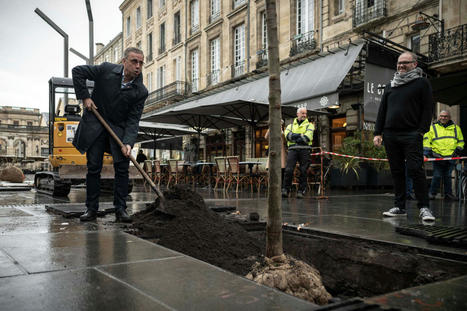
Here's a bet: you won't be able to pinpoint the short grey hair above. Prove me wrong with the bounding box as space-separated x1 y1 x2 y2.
123 47 144 59
297 107 307 114
401 51 418 62
439 110 451 117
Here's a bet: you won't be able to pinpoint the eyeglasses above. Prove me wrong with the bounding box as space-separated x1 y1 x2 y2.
397 61 415 65
439 115 449 118
127 58 144 66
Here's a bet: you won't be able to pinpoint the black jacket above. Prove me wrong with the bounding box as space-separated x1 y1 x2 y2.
72 62 148 162
374 77 433 136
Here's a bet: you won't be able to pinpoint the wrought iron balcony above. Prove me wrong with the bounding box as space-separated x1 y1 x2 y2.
353 0 387 28
429 24 467 62
146 53 153 62
231 60 246 78
207 70 220 86
233 0 246 9
173 33 181 46
256 49 268 68
190 24 200 35
209 11 221 24
145 81 191 106
290 31 317 56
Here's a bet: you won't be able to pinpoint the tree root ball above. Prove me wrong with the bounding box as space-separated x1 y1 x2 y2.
246 254 332 305
0 166 25 183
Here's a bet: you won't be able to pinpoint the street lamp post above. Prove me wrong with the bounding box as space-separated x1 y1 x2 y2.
85 0 94 64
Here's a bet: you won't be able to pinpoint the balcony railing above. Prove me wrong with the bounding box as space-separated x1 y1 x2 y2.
233 0 246 9
207 69 220 86
190 24 200 35
353 0 386 28
209 11 221 24
290 31 317 56
429 24 467 62
173 33 181 45
145 81 191 106
146 53 153 62
231 60 246 78
158 45 166 55
256 49 268 68
0 124 48 133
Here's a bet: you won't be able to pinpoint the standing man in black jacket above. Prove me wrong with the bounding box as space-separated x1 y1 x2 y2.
373 52 435 222
72 47 148 222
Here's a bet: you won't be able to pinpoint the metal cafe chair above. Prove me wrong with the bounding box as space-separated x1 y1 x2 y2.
214 157 228 191
152 159 162 186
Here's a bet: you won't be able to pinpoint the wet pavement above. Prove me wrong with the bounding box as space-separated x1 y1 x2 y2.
0 184 466 310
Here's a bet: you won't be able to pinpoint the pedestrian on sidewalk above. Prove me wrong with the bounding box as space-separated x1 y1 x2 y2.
373 51 435 221
424 110 464 200
282 108 314 199
72 47 148 223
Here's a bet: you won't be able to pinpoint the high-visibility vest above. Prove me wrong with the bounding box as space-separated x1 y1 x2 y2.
423 122 464 156
284 118 314 148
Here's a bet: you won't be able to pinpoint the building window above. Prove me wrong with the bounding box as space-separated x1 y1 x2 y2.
410 34 420 54
27 121 33 127
210 0 220 22
136 7 142 29
190 0 199 34
233 24 245 77
297 0 315 37
159 23 166 54
233 0 246 9
175 56 182 82
261 11 268 51
209 37 220 85
147 71 153 92
147 0 153 19
126 16 131 36
255 127 268 157
334 0 344 15
105 54 110 63
157 66 165 89
330 116 346 151
174 11 181 45
191 49 199 92
147 33 153 61
13 121 19 126
159 0 166 7
137 41 142 49
113 46 119 62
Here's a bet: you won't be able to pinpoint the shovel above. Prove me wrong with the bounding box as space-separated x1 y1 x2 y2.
90 107 168 213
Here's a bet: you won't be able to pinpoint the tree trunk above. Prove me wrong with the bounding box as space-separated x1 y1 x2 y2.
265 0 283 258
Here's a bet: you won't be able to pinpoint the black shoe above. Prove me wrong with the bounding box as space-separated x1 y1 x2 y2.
444 193 457 201
281 188 289 198
406 193 416 200
80 209 97 221
115 208 132 223
428 193 436 200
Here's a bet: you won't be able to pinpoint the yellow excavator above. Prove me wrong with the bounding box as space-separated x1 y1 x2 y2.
34 77 140 196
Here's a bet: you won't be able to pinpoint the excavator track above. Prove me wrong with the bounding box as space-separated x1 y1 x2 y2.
34 172 71 197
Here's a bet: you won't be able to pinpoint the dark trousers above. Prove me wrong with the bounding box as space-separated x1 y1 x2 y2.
430 160 455 195
383 131 429 209
86 131 129 211
283 149 310 192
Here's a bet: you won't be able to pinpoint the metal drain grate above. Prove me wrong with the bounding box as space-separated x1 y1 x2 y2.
314 298 399 310
396 224 467 248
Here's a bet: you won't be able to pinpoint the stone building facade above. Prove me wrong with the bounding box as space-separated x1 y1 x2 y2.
94 32 123 65
117 0 466 160
0 106 49 171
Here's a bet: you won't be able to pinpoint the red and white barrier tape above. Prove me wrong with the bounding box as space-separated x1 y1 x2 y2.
310 151 467 162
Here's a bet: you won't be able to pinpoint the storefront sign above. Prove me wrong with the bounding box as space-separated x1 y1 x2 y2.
363 63 395 122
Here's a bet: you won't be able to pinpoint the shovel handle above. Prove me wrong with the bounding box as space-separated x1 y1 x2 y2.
91 107 164 199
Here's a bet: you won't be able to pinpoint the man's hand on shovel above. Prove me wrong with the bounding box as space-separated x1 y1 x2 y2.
121 144 132 157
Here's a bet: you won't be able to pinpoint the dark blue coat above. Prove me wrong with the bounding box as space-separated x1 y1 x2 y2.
72 62 148 162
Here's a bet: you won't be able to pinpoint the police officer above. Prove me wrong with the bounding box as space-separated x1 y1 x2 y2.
424 110 464 200
282 107 314 199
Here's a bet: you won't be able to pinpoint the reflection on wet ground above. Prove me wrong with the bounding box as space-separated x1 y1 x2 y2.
0 184 466 310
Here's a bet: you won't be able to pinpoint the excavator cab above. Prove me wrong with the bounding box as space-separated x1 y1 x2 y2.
34 77 139 196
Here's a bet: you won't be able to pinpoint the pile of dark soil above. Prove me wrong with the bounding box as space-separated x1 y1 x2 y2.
130 185 264 275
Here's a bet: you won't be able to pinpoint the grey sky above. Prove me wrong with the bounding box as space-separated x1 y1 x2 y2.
0 0 122 113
